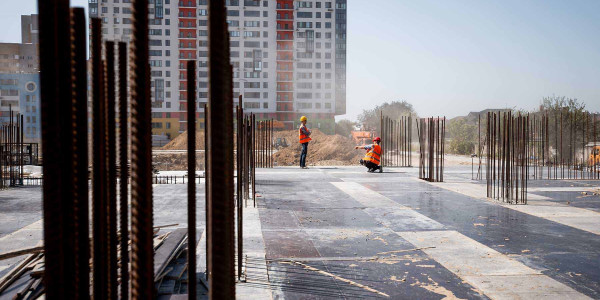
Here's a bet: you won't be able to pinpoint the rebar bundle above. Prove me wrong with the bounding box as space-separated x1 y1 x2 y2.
477 110 600 182
255 119 274 168
34 0 238 298
484 111 529 204
379 113 412 168
417 117 445 182
0 106 27 189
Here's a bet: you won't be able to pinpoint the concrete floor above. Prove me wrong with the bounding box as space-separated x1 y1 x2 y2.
1 166 599 299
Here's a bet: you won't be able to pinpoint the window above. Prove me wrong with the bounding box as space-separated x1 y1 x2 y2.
243 102 260 109
244 10 260 17
244 21 260 27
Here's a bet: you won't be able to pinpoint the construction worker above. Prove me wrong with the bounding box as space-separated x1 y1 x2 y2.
355 137 382 173
299 116 311 169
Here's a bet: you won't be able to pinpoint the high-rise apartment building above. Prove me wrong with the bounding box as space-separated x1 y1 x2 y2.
0 14 41 141
89 0 346 138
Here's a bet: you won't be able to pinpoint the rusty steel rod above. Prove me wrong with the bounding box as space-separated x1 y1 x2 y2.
207 0 236 296
117 41 130 300
187 60 197 299
106 41 119 299
91 18 109 300
71 7 90 299
130 0 154 297
38 0 78 296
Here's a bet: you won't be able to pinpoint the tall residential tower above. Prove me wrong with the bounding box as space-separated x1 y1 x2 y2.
89 0 346 138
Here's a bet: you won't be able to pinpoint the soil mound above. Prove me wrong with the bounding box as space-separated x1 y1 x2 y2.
159 128 366 166
162 131 205 150
273 129 364 166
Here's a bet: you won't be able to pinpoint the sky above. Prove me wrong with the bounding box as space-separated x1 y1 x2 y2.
1 0 599 120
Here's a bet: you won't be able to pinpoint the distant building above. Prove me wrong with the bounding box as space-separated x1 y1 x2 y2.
89 0 347 137
0 14 40 142
0 74 40 141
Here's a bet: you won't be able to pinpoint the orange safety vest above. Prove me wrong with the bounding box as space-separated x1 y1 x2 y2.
299 126 312 143
363 144 381 165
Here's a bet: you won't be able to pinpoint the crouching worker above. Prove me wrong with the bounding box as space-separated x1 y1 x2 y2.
355 137 382 173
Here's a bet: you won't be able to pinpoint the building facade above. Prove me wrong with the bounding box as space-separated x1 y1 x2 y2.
0 14 40 142
0 74 41 142
89 0 346 138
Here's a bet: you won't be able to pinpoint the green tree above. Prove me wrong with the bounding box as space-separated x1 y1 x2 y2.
447 119 477 155
335 119 355 137
357 101 417 131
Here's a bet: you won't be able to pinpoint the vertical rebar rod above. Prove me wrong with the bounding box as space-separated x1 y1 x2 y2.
70 8 90 299
130 0 154 297
38 0 78 296
187 60 197 299
203 103 209 278
106 41 119 299
208 0 236 296
117 41 130 300
90 18 109 300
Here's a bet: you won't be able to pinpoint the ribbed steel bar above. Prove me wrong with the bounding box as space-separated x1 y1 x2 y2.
187 60 197 299
203 102 209 279
117 41 130 300
130 0 154 297
38 0 77 296
90 18 110 300
71 8 90 299
106 41 119 299
208 0 235 296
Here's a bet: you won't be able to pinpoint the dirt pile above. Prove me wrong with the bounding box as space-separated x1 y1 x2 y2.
273 129 365 166
153 153 205 171
162 131 205 150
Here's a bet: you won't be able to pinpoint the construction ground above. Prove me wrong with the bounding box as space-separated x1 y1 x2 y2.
1 165 599 299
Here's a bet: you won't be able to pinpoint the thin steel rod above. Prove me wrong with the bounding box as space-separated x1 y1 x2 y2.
71 8 90 299
117 41 130 300
208 0 236 297
187 60 197 299
130 0 154 297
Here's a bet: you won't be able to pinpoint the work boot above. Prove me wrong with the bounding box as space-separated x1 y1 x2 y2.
367 169 374 173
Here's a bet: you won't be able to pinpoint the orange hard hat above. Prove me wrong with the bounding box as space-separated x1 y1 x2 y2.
373 137 381 142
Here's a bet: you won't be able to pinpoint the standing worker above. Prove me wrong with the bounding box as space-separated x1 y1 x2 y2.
299 116 311 169
355 137 382 173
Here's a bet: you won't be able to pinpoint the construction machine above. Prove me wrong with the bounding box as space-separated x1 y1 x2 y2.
590 146 600 166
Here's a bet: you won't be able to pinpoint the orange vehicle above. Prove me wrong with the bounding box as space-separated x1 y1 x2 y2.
590 146 600 166
351 130 376 146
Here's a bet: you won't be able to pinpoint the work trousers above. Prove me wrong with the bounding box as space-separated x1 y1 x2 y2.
300 142 308 167
360 159 380 171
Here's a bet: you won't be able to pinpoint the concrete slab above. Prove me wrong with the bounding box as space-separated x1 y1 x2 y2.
399 230 590 299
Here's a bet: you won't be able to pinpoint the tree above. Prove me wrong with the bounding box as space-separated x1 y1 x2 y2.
447 118 477 155
357 101 417 131
335 119 355 137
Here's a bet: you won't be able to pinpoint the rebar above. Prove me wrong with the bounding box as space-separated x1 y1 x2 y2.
187 60 197 299
117 41 130 300
130 0 154 297
207 0 236 296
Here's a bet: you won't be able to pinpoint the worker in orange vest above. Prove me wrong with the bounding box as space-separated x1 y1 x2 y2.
299 116 311 169
355 137 382 173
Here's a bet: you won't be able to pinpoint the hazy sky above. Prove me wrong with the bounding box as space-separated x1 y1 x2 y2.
1 0 599 120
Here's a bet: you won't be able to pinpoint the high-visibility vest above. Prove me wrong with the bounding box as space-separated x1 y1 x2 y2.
363 144 381 165
299 126 312 143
